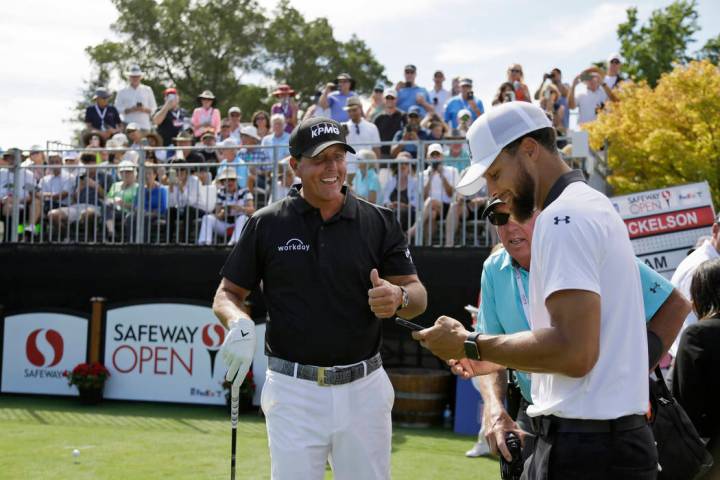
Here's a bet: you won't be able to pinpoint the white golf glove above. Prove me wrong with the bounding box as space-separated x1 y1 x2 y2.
220 318 256 387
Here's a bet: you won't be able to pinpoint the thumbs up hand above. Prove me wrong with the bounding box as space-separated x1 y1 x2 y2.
368 268 403 319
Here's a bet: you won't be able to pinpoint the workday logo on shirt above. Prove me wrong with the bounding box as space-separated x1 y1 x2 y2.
277 238 311 252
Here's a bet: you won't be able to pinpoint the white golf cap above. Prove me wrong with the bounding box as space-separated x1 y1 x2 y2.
607 52 623 64
427 143 444 156
239 125 260 141
456 101 552 197
118 160 136 172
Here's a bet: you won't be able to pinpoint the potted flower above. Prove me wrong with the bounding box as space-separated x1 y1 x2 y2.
223 369 256 413
63 362 111 405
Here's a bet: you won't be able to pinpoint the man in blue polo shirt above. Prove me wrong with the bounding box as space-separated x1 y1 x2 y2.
395 64 434 117
319 73 356 122
467 198 689 462
444 78 484 129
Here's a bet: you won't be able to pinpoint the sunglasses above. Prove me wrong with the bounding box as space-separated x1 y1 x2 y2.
404 70 415 74
487 210 510 226
510 69 522 73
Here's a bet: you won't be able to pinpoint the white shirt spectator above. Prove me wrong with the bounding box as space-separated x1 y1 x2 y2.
576 87 607 125
527 182 648 420
115 84 157 130
422 164 459 204
382 173 418 207
167 174 201 209
430 87 451 118
0 167 36 200
669 238 720 355
604 75 620 89
345 119 381 175
39 171 75 206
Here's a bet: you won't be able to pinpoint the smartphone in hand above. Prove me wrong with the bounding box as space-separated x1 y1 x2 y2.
395 317 424 331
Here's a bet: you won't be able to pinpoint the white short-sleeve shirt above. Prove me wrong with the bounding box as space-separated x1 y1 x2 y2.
527 179 649 420
423 164 459 205
576 87 607 125
345 119 381 175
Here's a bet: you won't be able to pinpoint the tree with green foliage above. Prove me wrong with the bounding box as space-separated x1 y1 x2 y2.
697 33 720 65
587 61 720 207
617 0 700 87
79 0 387 136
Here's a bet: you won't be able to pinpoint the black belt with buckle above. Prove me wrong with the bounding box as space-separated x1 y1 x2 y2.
268 353 382 386
532 414 648 436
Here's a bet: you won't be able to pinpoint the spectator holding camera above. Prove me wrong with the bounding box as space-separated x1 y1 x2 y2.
374 89 406 158
396 64 434 117
319 73 356 122
444 78 484 129
153 88 188 146
115 64 157 131
569 67 617 125
534 69 569 130
390 106 429 158
506 64 531 102
492 82 516 106
304 83 334 120
539 84 566 136
407 143 459 244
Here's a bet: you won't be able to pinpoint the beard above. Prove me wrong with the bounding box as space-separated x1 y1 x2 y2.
510 162 535 222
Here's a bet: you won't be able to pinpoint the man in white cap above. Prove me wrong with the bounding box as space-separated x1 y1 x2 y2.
605 53 624 89
413 102 658 478
444 78 483 129
197 168 254 245
115 64 157 130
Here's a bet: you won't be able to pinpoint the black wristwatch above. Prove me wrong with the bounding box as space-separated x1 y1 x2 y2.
464 332 482 360
396 286 409 313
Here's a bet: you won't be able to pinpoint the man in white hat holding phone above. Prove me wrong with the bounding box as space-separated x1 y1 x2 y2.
413 102 658 479
115 64 157 131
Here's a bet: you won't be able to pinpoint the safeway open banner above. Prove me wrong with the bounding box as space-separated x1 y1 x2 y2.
1 312 88 395
611 181 715 278
104 303 228 405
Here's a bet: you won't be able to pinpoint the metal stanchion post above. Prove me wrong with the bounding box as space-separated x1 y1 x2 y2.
10 149 23 242
414 140 425 247
272 145 279 203
135 146 147 244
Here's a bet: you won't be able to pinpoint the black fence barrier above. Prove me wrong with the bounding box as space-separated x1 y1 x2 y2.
0 244 489 368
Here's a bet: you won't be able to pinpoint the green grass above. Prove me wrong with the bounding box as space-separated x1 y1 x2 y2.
0 396 499 479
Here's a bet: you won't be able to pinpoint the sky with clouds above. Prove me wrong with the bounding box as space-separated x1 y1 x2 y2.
1 0 718 149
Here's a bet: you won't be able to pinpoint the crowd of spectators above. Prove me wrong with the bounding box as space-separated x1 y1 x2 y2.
1 56 626 245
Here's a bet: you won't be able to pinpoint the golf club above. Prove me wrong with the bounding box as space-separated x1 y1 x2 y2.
230 381 239 480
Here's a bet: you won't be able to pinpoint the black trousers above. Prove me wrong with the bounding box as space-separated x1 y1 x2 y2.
521 418 658 480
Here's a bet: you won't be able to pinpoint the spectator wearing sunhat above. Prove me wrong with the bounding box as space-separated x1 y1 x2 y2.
319 72 357 122
198 167 254 245
84 87 121 139
125 123 144 149
444 77 484 129
153 88 188 146
395 64 434 117
270 84 298 134
115 64 157 130
191 90 221 139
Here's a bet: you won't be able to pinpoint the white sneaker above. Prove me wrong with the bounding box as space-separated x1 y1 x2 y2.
465 440 491 458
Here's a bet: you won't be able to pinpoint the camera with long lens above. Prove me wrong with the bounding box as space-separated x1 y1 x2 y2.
500 432 524 480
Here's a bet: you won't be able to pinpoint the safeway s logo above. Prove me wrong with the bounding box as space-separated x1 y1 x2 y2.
310 123 340 138
201 324 225 350
26 328 64 367
277 238 310 252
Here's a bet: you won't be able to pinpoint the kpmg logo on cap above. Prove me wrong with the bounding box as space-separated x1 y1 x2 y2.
311 123 340 138
278 238 311 252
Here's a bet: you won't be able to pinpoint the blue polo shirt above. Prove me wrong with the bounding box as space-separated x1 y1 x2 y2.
444 95 484 129
478 248 673 403
327 91 356 122
396 86 431 117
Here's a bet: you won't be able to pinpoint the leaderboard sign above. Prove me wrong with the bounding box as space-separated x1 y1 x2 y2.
104 303 228 405
1 312 88 395
612 182 715 278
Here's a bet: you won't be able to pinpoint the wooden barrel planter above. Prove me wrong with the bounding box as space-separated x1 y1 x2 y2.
387 368 452 428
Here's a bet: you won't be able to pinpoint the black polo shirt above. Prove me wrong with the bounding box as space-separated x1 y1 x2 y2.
156 108 188 146
374 110 406 157
220 185 416 366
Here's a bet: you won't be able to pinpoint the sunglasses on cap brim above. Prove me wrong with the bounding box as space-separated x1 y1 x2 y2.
487 210 510 226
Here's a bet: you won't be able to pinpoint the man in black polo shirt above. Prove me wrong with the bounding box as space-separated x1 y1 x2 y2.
153 88 188 146
374 89 406 158
213 116 427 479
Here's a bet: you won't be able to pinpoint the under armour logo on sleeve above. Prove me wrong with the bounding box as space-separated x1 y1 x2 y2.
553 216 570 224
649 282 660 294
